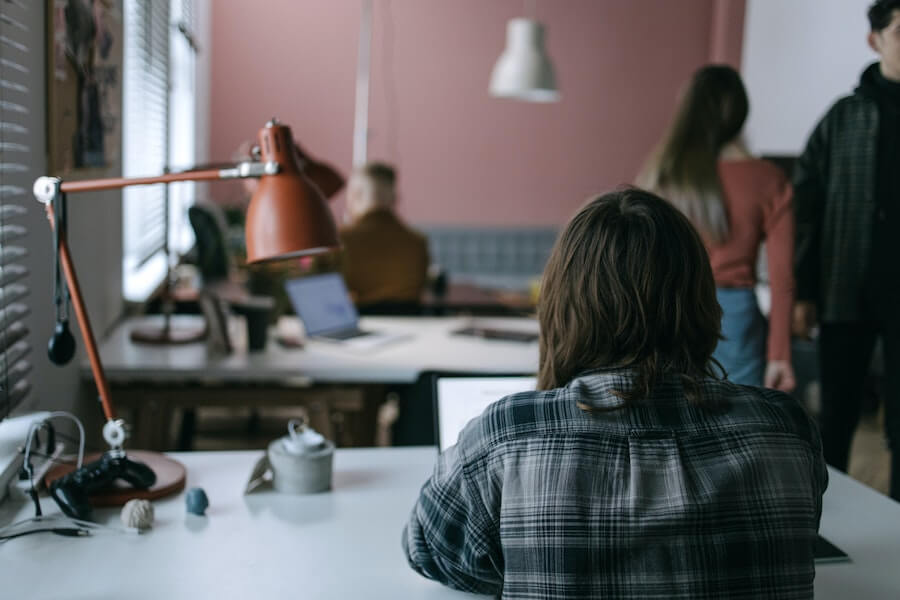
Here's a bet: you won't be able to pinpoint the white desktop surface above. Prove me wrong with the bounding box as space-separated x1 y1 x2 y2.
95 316 540 385
2 450 898 599
0 448 483 599
815 468 900 598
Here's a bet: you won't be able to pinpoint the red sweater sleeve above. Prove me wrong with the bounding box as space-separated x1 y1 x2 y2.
764 176 795 362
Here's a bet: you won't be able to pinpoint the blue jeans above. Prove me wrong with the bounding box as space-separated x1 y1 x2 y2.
713 288 766 387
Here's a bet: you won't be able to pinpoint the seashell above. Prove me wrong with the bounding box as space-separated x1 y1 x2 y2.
121 498 154 530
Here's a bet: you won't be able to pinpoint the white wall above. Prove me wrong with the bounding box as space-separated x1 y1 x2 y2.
741 0 877 155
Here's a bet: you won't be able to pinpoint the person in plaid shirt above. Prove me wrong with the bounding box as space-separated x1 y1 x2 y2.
403 188 827 598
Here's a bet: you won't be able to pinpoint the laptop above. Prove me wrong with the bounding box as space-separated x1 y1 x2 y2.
284 273 407 346
430 374 849 564
433 375 536 451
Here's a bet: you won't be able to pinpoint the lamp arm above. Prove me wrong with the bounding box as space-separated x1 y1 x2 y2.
45 204 117 427
33 161 279 202
31 160 278 450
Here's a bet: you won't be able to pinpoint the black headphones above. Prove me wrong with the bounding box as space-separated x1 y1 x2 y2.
47 192 75 366
48 321 75 366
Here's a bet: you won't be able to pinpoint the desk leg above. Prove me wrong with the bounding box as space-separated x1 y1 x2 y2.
105 384 387 450
122 389 173 452
319 386 384 447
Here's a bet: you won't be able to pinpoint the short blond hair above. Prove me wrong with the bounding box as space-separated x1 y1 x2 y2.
360 162 396 187
357 162 396 206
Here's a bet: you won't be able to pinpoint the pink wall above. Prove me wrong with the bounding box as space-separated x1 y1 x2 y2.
709 0 746 67
210 0 744 226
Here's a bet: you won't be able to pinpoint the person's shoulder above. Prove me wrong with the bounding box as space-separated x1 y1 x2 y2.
704 379 819 446
719 159 790 200
723 158 788 182
412 227 429 253
395 216 427 241
753 159 792 196
457 388 563 458
339 216 365 235
410 225 428 245
338 222 363 246
820 92 877 125
340 212 385 241
393 218 429 252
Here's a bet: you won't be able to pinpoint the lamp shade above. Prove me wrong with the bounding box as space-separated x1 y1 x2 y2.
489 18 559 102
244 121 340 263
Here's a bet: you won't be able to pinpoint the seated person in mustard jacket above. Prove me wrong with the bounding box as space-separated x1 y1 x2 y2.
339 162 429 308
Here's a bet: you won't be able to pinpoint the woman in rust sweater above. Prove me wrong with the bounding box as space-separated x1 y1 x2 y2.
638 65 795 391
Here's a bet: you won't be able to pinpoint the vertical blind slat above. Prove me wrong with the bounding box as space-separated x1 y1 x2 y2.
123 0 170 270
0 1 32 416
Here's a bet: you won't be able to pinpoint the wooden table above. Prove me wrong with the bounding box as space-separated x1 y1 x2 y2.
422 283 535 316
91 315 540 450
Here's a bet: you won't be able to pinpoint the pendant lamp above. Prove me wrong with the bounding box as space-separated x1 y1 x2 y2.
489 18 559 102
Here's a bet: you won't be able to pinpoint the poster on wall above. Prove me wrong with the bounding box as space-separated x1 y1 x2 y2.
47 0 123 177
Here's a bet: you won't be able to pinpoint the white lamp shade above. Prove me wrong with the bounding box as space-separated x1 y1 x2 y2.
489 18 559 102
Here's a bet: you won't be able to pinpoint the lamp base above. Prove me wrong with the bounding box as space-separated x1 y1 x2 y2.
44 450 186 507
130 322 206 345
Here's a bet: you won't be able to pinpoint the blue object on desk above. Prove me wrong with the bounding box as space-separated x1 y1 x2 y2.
185 487 209 515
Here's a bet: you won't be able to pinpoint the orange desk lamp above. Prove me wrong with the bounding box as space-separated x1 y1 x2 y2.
32 120 338 516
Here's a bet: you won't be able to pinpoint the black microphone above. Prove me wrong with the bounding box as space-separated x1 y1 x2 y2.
47 320 76 365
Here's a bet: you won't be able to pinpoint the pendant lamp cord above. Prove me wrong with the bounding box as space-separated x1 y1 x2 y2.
524 0 536 18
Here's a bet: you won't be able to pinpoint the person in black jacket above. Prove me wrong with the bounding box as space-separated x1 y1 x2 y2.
793 0 900 500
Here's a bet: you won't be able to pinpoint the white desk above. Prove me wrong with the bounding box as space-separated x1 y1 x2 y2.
1 449 898 599
91 316 540 449
96 315 540 385
0 448 480 599
815 468 900 598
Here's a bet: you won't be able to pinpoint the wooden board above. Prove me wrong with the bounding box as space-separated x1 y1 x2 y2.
44 450 186 506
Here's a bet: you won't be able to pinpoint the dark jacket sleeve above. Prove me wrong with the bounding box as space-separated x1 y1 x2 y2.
792 109 832 304
402 442 503 595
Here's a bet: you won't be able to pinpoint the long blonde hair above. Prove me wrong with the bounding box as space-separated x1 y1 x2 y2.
637 65 749 244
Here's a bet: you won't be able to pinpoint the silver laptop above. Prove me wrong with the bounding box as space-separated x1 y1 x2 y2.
434 375 536 451
284 273 408 346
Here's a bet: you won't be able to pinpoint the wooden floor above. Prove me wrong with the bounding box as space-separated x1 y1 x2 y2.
849 408 891 496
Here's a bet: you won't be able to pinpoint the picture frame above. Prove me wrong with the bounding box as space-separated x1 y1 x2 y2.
47 0 123 177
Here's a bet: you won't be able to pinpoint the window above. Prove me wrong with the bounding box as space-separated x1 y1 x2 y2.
0 0 34 418
122 0 197 302
167 0 197 258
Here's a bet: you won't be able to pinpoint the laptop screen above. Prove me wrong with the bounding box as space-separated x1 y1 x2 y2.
284 273 360 336
435 376 536 451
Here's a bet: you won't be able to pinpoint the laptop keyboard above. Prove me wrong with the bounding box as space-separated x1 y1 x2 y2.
325 328 372 340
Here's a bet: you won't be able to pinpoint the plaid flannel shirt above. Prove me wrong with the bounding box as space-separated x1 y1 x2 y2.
794 68 880 321
403 370 827 599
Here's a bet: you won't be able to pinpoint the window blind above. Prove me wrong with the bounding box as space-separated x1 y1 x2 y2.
122 0 196 302
167 0 196 258
0 0 33 419
122 0 170 302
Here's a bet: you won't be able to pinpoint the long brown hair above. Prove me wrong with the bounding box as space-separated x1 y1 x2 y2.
637 65 749 244
537 188 723 406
